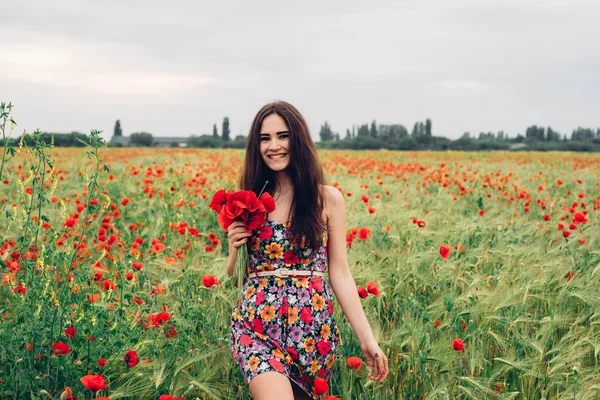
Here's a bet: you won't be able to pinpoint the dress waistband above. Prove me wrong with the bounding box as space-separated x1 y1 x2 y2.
247 269 325 279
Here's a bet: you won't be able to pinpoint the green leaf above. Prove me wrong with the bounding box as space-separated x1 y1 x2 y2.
41 215 50 222
0 259 6 268
75 137 91 147
103 164 110 173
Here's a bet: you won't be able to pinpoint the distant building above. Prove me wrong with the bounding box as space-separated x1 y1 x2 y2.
108 135 190 147
509 143 528 150
109 135 129 146
152 137 190 147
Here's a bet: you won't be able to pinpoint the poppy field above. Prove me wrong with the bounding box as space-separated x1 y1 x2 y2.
1 122 600 398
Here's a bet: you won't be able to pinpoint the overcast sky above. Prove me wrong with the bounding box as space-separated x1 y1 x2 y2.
1 0 599 141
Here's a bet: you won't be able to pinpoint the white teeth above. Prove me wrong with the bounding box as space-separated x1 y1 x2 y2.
269 154 286 159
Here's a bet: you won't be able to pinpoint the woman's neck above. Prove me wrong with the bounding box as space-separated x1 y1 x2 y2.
274 171 293 196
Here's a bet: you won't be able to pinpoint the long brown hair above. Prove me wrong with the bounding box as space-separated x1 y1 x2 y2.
239 100 327 251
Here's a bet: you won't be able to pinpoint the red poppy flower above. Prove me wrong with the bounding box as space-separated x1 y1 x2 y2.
164 326 178 338
64 327 76 339
158 395 185 400
453 338 464 351
358 228 371 241
565 270 574 281
60 387 75 400
132 262 143 271
52 341 70 356
124 349 139 368
357 287 368 298
102 279 116 291
209 189 275 232
202 275 219 288
347 356 363 370
80 373 108 392
148 312 171 327
98 357 106 367
439 244 451 259
365 281 380 296
313 377 329 395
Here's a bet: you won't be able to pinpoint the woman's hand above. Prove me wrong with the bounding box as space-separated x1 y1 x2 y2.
360 339 388 383
227 221 252 250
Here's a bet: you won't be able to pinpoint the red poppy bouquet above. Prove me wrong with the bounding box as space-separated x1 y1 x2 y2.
209 181 274 292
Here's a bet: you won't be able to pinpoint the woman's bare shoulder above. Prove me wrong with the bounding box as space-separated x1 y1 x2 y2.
321 184 343 200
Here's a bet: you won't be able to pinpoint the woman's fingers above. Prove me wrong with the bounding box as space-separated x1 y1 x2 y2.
377 354 388 383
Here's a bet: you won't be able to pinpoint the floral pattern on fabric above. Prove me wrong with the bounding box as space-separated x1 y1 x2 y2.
231 220 342 399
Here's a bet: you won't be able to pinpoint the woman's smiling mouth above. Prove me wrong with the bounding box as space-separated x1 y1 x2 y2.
268 153 287 159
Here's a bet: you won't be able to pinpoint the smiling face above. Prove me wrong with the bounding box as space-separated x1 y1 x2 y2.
260 113 290 171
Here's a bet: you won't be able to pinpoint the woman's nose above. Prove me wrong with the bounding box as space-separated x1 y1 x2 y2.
269 139 283 151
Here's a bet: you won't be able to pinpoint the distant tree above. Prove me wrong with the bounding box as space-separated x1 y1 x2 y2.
114 120 122 137
370 120 377 138
213 124 218 138
130 132 154 147
378 124 408 140
412 122 426 136
345 128 351 140
352 126 356 138
334 132 340 141
222 117 230 141
526 125 545 141
462 132 471 139
571 127 595 141
319 121 334 141
546 127 561 141
425 119 432 136
357 124 369 137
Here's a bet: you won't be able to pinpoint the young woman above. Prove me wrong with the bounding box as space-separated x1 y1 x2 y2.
227 101 388 400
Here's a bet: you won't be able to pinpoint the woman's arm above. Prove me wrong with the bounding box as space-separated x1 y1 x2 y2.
325 186 376 345
326 186 388 383
226 244 237 279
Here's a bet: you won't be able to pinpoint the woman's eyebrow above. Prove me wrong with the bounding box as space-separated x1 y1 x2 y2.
260 131 289 136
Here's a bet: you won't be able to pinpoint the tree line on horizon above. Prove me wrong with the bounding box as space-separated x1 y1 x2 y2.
3 117 600 152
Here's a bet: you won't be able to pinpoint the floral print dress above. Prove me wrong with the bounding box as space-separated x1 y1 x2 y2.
231 220 342 399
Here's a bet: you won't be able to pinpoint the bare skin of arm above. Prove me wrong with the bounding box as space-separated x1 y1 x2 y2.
324 185 389 383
